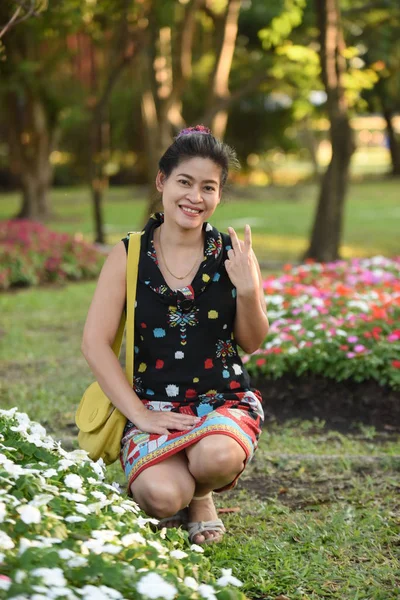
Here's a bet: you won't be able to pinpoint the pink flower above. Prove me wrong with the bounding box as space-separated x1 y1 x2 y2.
387 333 400 342
354 344 366 353
347 352 356 358
347 336 358 343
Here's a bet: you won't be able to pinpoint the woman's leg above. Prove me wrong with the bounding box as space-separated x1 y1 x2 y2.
131 451 196 520
185 435 247 543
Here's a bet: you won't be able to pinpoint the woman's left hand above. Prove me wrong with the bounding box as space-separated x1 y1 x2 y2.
225 225 260 295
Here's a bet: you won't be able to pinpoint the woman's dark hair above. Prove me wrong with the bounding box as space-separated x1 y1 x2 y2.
158 125 240 188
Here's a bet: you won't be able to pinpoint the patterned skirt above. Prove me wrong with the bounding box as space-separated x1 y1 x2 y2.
120 391 264 495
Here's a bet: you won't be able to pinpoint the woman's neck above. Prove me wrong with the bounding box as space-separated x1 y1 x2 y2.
158 218 204 250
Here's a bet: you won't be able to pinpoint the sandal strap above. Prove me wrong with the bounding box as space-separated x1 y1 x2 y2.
187 519 226 539
158 508 188 527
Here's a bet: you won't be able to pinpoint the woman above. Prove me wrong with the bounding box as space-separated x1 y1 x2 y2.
81 126 269 545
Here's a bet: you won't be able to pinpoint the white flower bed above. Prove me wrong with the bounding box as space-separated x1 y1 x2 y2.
0 409 245 600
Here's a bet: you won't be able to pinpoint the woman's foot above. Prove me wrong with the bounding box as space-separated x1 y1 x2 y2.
187 493 225 544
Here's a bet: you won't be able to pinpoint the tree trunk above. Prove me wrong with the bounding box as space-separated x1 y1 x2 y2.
7 91 56 220
382 107 400 176
203 0 241 140
304 0 355 262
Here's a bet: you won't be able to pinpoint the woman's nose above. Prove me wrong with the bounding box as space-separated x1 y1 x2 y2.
186 186 202 203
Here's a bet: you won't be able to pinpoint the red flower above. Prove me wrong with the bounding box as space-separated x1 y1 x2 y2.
204 359 213 369
392 360 400 369
256 358 266 366
155 359 164 369
339 345 349 351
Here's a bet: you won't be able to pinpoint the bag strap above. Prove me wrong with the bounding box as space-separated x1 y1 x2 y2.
125 232 141 385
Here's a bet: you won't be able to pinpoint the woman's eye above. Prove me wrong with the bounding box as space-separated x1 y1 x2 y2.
179 179 190 185
205 186 215 192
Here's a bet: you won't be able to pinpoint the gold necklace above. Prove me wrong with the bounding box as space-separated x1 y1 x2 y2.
158 228 203 280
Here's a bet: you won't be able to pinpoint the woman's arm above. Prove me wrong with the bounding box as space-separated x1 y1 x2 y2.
225 226 269 354
81 242 145 423
81 241 200 435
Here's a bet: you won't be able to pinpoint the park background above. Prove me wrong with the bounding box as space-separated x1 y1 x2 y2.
0 1 400 599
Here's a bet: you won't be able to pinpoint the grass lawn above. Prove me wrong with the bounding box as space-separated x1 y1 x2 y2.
1 282 399 599
0 178 399 264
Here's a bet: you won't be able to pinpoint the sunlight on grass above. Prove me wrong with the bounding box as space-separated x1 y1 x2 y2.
251 232 383 261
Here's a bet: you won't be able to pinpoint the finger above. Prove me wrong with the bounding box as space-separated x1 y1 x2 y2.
244 224 252 252
227 227 242 253
227 249 235 260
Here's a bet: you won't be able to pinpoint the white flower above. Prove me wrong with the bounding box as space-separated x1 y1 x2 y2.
87 477 98 485
31 567 67 587
90 491 107 501
58 549 76 560
0 502 6 523
92 530 119 542
57 459 76 470
61 492 87 502
198 583 218 600
216 568 242 587
18 537 40 555
111 505 125 515
77 585 123 600
184 576 198 590
75 503 91 515
91 459 105 479
43 468 58 478
190 543 204 553
136 573 177 600
67 556 88 568
121 532 146 546
101 544 122 555
65 515 86 523
29 494 55 508
0 575 11 590
17 505 41 524
136 515 159 528
14 571 26 584
170 549 188 559
64 474 83 490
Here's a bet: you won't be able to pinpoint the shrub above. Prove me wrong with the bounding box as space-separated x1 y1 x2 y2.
244 256 400 389
0 408 246 600
0 221 104 290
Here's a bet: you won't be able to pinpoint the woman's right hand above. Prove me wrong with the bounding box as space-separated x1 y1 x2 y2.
130 407 202 435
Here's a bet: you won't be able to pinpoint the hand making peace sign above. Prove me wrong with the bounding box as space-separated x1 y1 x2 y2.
225 224 260 296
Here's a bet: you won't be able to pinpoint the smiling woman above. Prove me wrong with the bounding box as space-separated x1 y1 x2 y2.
81 125 269 546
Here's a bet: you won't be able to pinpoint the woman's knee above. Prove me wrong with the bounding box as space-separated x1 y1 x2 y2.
131 478 186 519
187 436 246 482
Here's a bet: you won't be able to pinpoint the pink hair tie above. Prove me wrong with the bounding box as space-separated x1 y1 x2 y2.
176 124 212 138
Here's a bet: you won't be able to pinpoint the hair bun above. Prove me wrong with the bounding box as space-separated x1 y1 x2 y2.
176 124 212 138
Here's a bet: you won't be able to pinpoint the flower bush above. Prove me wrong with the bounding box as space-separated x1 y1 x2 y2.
0 408 245 600
0 220 103 290
244 256 400 389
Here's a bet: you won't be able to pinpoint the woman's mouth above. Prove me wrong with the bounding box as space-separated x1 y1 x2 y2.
179 205 203 217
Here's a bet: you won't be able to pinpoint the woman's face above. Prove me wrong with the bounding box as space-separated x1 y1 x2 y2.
156 157 222 230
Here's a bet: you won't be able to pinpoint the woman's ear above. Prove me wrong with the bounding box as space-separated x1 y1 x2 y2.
155 171 166 193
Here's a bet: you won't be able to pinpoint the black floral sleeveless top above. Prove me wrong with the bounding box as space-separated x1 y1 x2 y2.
122 213 260 411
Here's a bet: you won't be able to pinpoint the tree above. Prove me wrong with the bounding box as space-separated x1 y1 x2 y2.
304 0 355 262
0 0 44 39
0 1 86 218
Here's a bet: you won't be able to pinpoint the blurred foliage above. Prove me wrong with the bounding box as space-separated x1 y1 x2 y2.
0 0 399 188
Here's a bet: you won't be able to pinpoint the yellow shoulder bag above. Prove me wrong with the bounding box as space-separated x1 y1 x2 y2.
75 232 141 464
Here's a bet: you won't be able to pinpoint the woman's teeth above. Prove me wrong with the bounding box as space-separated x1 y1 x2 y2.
180 206 201 215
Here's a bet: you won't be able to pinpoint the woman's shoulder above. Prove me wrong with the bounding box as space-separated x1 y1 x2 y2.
121 231 143 254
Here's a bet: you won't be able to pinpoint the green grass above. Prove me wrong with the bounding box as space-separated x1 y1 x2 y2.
1 179 399 263
1 282 399 598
